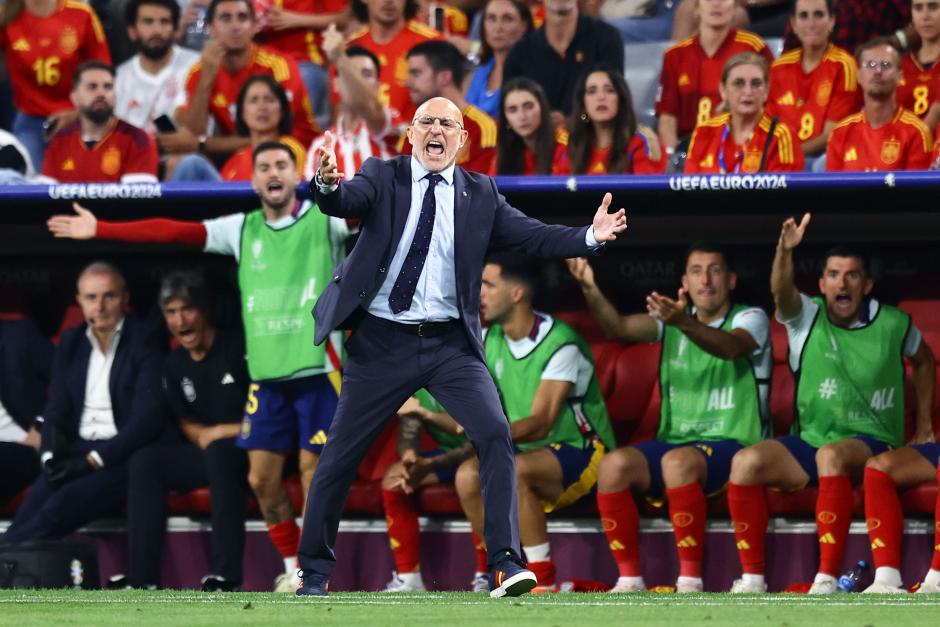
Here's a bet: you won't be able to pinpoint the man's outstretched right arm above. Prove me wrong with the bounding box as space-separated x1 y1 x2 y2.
47 202 208 247
566 257 658 343
771 213 810 321
312 130 380 219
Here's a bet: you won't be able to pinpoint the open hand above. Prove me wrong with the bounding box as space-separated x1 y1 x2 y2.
591 193 627 242
646 289 689 326
779 213 811 252
47 202 97 239
566 257 596 289
318 130 344 184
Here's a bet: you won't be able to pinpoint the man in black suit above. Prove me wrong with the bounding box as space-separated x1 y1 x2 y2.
0 262 164 543
0 317 53 505
298 96 627 597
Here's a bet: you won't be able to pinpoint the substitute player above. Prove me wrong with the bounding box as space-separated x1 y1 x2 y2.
728 213 934 594
570 242 770 593
455 253 615 593
46 141 348 593
380 389 475 592
826 37 933 171
767 0 860 158
685 53 803 173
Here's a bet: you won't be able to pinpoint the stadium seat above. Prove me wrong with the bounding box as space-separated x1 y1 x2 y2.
605 342 661 445
590 340 623 398
898 299 940 334
53 304 84 345
554 310 608 343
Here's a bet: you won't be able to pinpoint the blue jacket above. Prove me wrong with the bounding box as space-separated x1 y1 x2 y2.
0 318 52 430
39 315 164 466
312 155 594 361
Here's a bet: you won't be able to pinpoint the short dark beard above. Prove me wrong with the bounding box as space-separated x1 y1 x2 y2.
81 106 114 125
139 40 173 61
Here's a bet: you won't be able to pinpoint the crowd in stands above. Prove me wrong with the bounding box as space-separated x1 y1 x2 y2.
3 0 940 183
1 0 940 598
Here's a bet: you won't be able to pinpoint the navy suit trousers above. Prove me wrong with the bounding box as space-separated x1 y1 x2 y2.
297 314 519 577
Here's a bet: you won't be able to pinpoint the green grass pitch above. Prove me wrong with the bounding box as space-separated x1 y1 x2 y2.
1 590 938 626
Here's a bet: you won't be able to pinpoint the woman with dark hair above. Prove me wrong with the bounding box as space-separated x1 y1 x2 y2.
767 0 859 158
685 52 804 173
567 67 666 175
491 77 568 175
220 74 306 181
464 0 533 119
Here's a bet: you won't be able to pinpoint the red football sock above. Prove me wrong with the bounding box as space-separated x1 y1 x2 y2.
666 482 707 578
471 530 488 572
816 475 853 576
381 488 421 573
728 483 768 574
933 466 940 571
596 490 641 577
266 518 300 559
528 560 556 586
863 467 903 569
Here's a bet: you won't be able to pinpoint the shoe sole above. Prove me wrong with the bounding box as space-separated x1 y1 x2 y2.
296 588 328 597
490 572 538 599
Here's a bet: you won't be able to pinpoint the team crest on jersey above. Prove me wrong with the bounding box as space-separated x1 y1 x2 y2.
62 158 75 171
12 38 30 52
699 154 714 168
181 377 197 402
815 80 832 106
880 139 901 165
590 161 606 174
60 27 79 55
494 358 504 380
213 93 228 108
742 150 762 172
678 73 690 87
844 147 858 162
250 239 267 270
101 147 122 177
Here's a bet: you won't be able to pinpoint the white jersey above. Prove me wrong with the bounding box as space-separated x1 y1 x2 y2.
115 46 200 135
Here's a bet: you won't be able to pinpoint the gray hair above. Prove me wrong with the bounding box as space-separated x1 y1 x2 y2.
76 261 126 293
159 269 210 313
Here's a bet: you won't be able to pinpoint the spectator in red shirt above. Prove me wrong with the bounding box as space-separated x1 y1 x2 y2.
492 77 569 175
767 0 860 162
42 61 158 183
346 0 444 123
898 0 940 130
168 0 318 168
257 0 351 130
0 0 111 171
827 37 933 171
685 53 804 173
568 67 666 175
402 40 497 173
304 26 400 182
656 0 773 154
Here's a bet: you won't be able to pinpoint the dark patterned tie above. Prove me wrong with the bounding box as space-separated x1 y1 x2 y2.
388 173 444 314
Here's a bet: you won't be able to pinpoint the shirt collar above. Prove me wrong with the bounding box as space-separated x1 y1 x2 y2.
410 156 455 185
85 316 125 352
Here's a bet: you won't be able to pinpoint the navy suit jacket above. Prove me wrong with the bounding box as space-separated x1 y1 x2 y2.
39 315 164 466
0 319 52 430
312 156 595 361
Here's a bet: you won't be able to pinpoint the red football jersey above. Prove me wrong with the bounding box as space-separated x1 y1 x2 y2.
220 135 306 180
767 44 861 144
347 20 443 123
180 44 319 145
255 0 347 65
490 128 570 175
685 111 803 173
897 51 940 118
656 28 774 137
826 107 933 171
398 104 497 173
42 119 158 182
0 0 111 116
580 127 666 175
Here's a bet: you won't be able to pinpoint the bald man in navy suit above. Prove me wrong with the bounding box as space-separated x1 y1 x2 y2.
298 96 628 597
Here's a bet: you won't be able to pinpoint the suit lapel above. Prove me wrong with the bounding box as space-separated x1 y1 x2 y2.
74 334 92 413
391 157 413 249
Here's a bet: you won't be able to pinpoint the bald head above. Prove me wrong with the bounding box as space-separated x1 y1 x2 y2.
406 97 468 172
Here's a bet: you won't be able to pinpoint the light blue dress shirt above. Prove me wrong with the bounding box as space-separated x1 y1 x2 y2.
317 156 601 324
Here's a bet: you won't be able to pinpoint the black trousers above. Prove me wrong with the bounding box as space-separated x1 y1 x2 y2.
0 441 40 505
127 437 248 587
1 441 127 543
298 315 520 577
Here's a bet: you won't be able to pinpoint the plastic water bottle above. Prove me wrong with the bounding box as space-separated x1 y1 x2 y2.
184 4 210 51
837 559 871 592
